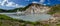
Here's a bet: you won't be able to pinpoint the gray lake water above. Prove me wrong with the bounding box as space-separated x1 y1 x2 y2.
5 13 52 22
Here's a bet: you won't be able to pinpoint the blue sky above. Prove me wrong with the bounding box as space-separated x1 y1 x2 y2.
0 0 60 10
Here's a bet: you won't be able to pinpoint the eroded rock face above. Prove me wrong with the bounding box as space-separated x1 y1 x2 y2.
25 3 51 14
49 13 60 23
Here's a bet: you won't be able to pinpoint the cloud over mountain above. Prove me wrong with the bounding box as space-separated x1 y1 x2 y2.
32 0 47 5
32 1 38 3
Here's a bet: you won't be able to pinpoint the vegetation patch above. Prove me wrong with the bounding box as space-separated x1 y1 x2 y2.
47 5 60 15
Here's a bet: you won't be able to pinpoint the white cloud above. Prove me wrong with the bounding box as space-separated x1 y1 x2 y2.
6 2 15 7
1 0 8 6
6 2 24 8
43 4 46 5
39 0 45 4
0 2 1 3
0 0 24 8
0 0 2 3
15 4 25 8
32 1 38 3
6 2 16 7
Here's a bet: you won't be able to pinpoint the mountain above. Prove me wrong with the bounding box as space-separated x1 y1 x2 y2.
0 9 8 12
24 3 51 14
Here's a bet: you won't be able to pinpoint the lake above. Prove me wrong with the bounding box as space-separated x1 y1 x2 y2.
4 13 53 22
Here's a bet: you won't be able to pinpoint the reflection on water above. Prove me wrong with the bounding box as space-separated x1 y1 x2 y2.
5 13 52 22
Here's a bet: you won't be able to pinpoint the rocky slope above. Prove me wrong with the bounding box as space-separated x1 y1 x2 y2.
25 3 51 14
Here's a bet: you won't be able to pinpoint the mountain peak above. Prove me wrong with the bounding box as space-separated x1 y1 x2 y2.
24 3 51 14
